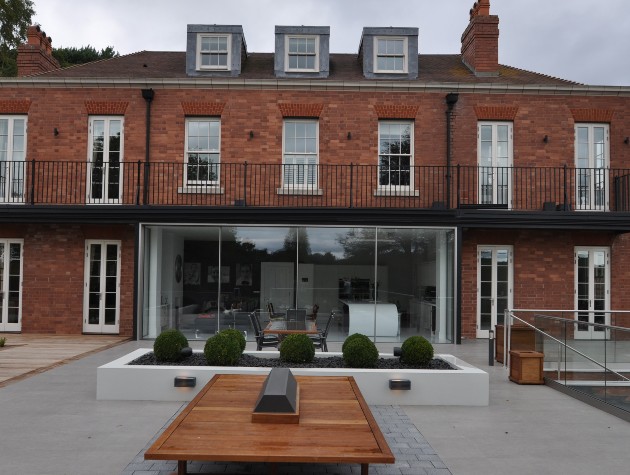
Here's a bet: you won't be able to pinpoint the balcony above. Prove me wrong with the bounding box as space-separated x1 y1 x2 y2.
1 160 630 212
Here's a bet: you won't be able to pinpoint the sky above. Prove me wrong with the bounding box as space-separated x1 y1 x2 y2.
32 0 630 86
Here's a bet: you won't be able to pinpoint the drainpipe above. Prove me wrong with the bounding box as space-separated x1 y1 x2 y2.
141 89 155 205
445 93 459 209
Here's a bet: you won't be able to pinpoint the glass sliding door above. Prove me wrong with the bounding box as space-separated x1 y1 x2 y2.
139 224 455 344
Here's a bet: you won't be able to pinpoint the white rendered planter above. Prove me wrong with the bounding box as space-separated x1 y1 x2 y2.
97 349 488 406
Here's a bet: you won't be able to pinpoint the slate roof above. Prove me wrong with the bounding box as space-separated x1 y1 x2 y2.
35 50 578 86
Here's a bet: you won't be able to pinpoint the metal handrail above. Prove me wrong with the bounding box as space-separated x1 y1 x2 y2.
505 310 630 383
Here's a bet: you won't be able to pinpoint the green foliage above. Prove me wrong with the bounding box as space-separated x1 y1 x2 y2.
0 0 35 76
219 328 246 353
204 332 241 366
342 335 379 368
0 336 6 347
153 329 189 362
52 45 119 68
400 336 434 367
279 334 315 364
342 333 371 352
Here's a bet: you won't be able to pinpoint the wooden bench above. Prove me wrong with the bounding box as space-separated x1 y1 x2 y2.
145 374 395 475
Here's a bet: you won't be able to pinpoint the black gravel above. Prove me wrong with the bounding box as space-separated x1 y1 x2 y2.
128 352 456 370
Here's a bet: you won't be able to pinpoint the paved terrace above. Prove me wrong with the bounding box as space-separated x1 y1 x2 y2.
0 335 629 474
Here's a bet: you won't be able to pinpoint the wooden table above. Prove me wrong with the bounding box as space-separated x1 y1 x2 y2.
145 374 395 475
263 319 318 336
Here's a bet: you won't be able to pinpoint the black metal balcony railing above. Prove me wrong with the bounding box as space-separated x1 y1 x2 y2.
1 160 630 212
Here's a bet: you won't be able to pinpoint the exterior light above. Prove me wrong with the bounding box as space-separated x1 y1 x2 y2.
543 135 549 143
174 376 196 388
389 379 411 390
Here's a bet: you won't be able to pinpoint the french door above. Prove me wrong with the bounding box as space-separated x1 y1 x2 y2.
87 117 124 204
478 122 513 207
0 240 23 332
0 116 27 203
83 240 120 334
477 246 513 338
575 247 609 339
575 124 609 211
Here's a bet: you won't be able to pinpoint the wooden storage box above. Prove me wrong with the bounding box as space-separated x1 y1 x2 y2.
509 350 544 385
495 324 536 364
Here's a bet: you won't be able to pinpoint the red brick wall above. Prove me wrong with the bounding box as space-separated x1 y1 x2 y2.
461 229 621 339
1 224 135 336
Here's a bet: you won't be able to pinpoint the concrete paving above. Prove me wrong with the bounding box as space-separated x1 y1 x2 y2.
0 338 628 475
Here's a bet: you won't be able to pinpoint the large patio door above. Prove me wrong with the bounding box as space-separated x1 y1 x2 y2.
83 240 120 334
478 122 512 207
0 240 23 332
575 247 609 339
87 117 123 204
477 246 513 338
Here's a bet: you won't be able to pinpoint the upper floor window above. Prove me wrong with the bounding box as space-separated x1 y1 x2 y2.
378 121 412 189
478 122 513 207
575 123 609 211
0 116 27 203
283 120 318 188
185 118 221 185
88 116 123 204
286 36 318 71
374 37 407 73
197 34 231 70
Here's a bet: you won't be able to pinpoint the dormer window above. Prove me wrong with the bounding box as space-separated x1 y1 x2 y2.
375 37 407 73
286 36 319 71
197 34 231 70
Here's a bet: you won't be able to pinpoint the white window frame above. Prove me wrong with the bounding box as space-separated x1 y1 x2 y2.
0 115 27 204
476 245 513 339
574 247 610 340
374 36 408 73
282 119 319 191
574 123 609 211
184 118 221 188
87 116 124 205
477 121 513 208
377 121 414 193
196 34 231 71
83 240 121 334
285 35 319 72
0 239 23 332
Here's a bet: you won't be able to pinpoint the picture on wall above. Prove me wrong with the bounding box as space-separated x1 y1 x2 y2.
236 263 253 286
183 262 201 285
208 265 230 283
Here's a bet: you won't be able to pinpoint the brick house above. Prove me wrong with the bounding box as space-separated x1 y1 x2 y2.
1 0 629 343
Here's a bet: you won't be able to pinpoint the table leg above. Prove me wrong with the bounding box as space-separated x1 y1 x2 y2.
178 460 187 475
361 463 369 475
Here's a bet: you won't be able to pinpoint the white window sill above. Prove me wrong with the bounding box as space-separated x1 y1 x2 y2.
178 186 224 195
276 187 323 196
374 188 419 197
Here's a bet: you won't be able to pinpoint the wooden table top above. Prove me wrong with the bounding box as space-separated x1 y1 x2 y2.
145 374 394 466
263 319 318 335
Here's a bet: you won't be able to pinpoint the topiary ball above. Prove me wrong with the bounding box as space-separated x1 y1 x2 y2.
342 333 371 352
153 329 189 362
204 332 242 366
219 328 246 353
342 336 379 368
400 336 434 367
279 334 315 364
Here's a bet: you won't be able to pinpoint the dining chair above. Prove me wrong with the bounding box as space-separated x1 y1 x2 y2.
310 311 335 352
249 311 279 351
267 302 285 320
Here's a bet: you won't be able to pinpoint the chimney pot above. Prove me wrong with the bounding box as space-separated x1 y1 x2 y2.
461 0 499 76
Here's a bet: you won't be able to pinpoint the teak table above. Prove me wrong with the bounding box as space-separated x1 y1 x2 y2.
145 374 395 475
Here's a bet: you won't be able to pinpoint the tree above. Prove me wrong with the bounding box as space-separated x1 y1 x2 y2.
0 0 35 76
52 45 119 68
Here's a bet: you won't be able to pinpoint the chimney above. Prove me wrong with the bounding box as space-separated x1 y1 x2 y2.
16 25 61 76
460 0 499 76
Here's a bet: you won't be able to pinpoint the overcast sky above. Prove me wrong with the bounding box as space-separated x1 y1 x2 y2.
33 0 629 86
